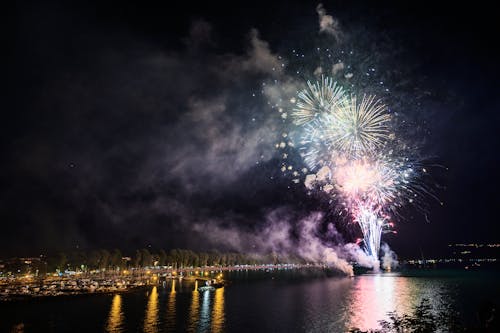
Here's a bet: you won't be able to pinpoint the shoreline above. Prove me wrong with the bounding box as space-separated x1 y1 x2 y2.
0 264 329 301
0 284 148 302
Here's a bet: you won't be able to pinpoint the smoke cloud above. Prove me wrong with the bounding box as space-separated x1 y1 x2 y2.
381 243 399 271
1 16 291 254
194 209 365 276
316 3 343 42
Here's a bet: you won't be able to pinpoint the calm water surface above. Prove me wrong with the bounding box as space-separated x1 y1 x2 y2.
1 269 499 332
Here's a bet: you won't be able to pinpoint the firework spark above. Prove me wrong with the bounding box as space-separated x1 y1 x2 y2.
297 87 392 172
354 204 390 258
324 94 391 156
292 76 345 125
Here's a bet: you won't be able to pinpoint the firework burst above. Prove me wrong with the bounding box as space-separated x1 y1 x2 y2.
292 76 345 125
284 75 433 264
333 155 398 206
324 94 391 157
296 84 393 172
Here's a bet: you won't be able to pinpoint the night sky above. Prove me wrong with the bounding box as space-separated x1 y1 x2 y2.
3 0 499 259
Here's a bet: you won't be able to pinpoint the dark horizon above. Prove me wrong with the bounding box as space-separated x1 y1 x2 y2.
3 0 499 259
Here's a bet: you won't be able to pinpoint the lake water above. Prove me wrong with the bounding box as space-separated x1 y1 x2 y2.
1 269 499 332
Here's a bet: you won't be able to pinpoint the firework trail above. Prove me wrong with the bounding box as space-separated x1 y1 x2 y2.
332 156 399 260
354 205 387 258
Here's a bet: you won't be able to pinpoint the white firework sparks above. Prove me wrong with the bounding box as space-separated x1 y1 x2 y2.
292 76 346 125
355 205 388 258
324 94 391 157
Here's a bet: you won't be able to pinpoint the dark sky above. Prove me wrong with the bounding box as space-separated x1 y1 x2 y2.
3 0 499 259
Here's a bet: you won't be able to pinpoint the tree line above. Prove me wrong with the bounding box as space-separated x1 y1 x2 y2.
42 248 306 273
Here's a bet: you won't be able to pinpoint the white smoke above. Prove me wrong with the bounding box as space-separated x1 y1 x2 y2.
313 66 323 77
381 243 399 271
138 23 285 192
316 3 343 42
242 29 284 76
193 209 355 276
343 243 380 271
332 62 345 75
296 213 354 276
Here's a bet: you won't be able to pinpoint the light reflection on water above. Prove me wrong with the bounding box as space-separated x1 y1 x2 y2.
348 273 408 331
165 280 176 332
347 273 447 331
199 287 212 331
5 271 498 333
96 272 478 333
106 276 444 332
211 287 225 333
187 281 199 333
139 279 225 333
106 294 124 333
144 286 159 333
